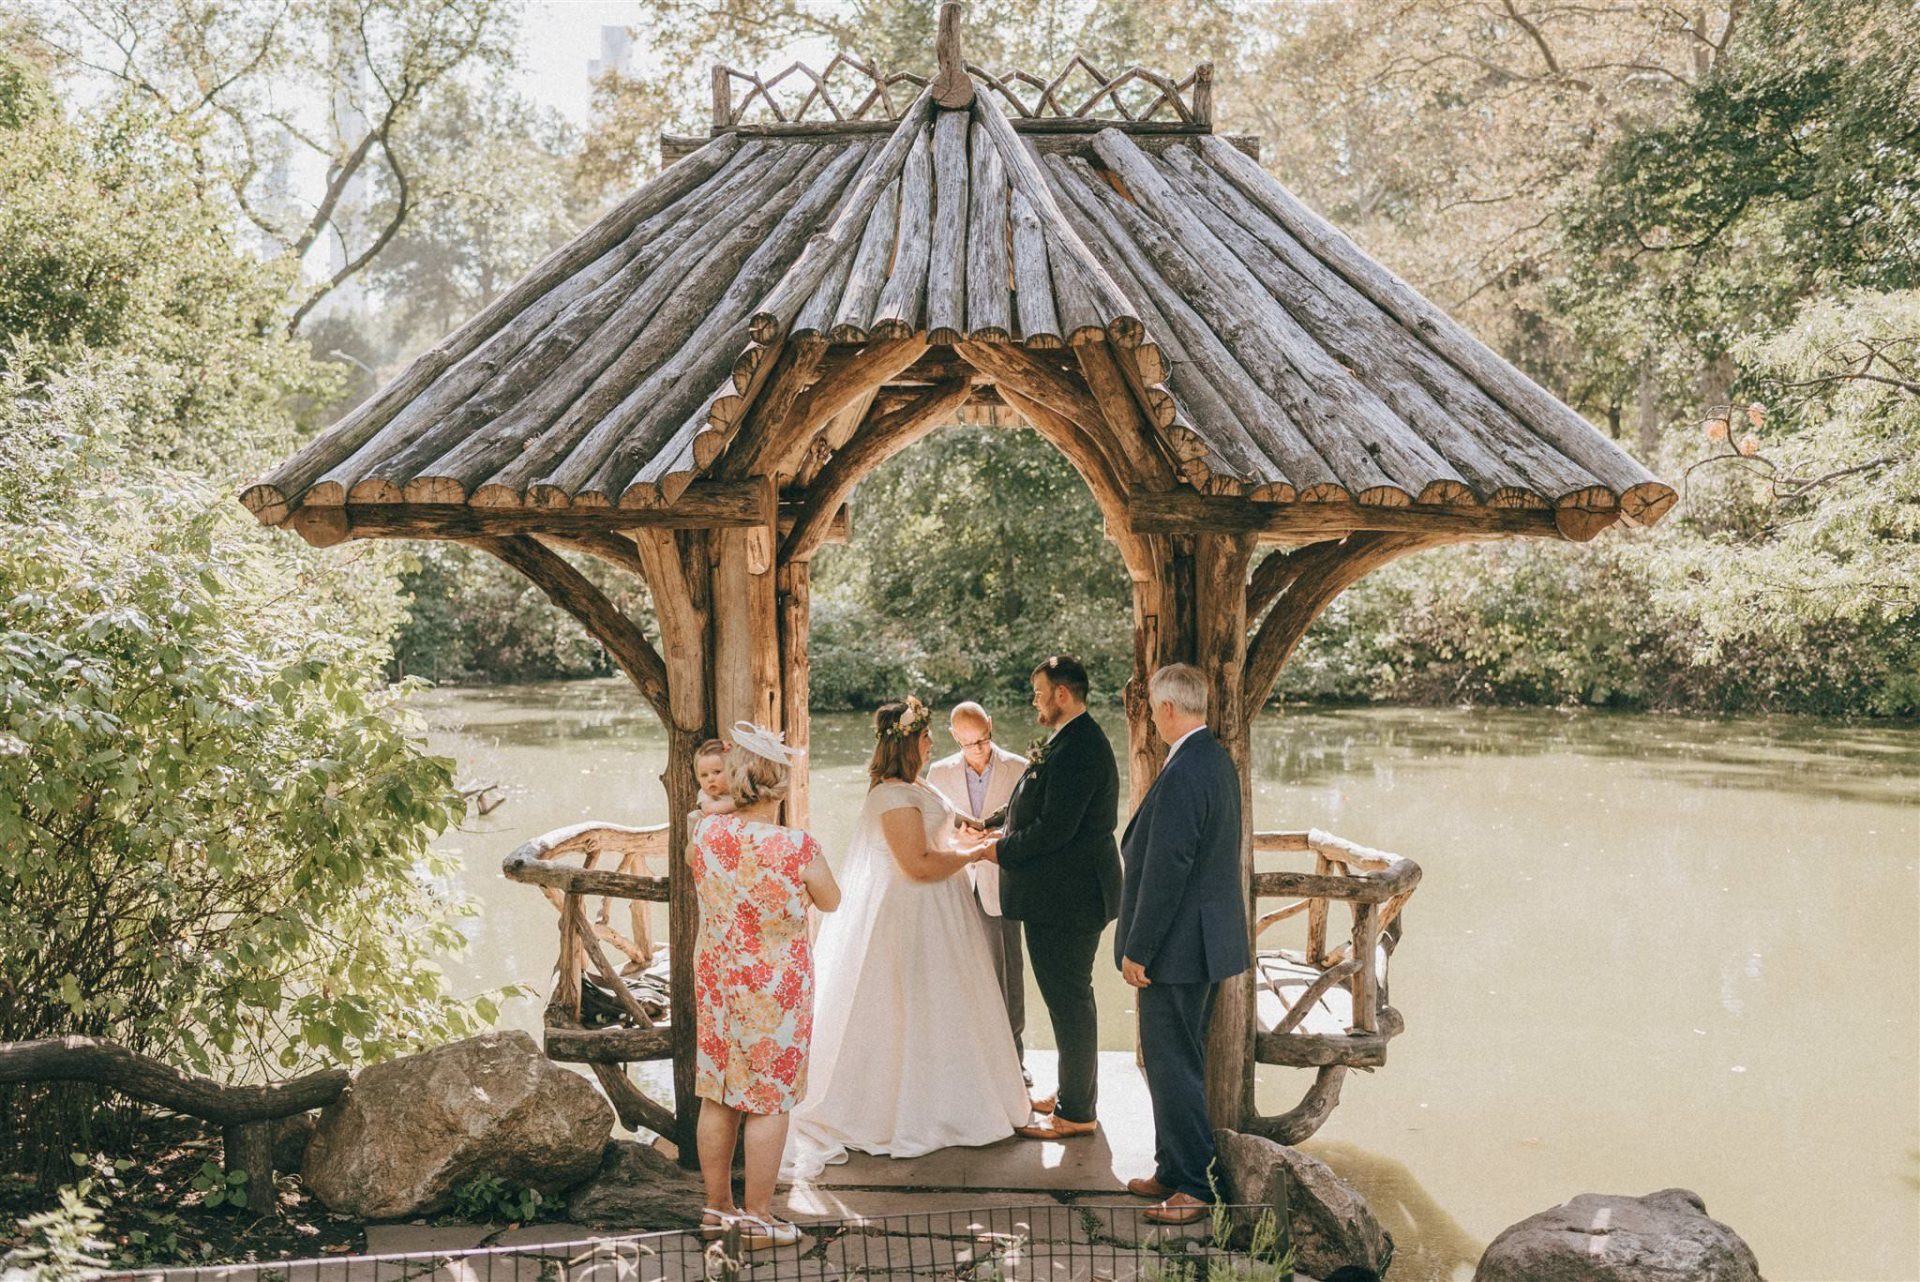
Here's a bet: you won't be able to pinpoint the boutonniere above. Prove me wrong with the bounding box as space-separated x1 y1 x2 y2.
1026 737 1054 768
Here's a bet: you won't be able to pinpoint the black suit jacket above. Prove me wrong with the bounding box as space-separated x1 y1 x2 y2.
1115 727 1250 984
996 711 1122 930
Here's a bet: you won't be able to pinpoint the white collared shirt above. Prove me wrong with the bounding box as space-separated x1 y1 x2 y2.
1162 724 1206 767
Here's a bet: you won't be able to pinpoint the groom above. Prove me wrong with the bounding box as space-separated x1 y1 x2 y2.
975 655 1121 1140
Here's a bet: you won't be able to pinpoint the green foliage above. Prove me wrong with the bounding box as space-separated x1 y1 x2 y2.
0 373 487 1078
2 1179 109 1282
446 1174 543 1225
390 544 621 684
0 48 503 1183
808 427 1134 708
185 1161 249 1212
0 41 333 478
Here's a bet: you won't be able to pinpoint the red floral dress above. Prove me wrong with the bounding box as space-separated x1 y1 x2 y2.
689 814 818 1114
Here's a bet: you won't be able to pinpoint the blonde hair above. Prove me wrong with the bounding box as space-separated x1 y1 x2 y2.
725 741 791 806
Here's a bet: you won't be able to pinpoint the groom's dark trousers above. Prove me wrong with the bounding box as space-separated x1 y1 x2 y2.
1116 726 1249 1200
997 711 1122 1125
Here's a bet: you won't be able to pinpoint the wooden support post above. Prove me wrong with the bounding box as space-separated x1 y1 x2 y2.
1194 530 1257 1130
1349 903 1381 1035
222 1121 276 1216
777 560 812 827
1305 857 1330 966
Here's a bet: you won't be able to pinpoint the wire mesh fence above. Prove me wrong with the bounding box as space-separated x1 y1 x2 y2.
97 1203 1292 1282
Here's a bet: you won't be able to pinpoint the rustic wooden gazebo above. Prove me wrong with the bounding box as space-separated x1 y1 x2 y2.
243 8 1672 1154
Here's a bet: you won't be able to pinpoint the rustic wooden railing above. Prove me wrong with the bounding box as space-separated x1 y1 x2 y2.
709 53 1213 132
1244 828 1420 1144
0 1037 347 1215
501 822 677 1140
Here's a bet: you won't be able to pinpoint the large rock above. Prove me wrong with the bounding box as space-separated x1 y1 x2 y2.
304 1031 614 1219
565 1140 705 1230
1475 1189 1763 1282
1213 1129 1393 1280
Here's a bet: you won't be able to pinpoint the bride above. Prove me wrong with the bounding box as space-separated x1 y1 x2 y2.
784 696 1031 1179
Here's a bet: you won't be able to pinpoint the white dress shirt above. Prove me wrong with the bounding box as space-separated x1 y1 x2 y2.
1162 724 1206 767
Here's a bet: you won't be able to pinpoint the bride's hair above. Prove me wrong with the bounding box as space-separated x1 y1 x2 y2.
726 744 791 807
868 701 928 786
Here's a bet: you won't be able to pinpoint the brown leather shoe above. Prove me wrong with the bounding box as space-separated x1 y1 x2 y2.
1143 1193 1211 1225
1126 1176 1174 1200
1029 1093 1057 1116
1013 1112 1098 1140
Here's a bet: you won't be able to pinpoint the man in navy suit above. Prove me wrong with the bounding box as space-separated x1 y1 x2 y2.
1115 662 1250 1224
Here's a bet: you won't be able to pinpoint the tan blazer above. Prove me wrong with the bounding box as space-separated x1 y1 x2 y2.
927 743 1027 915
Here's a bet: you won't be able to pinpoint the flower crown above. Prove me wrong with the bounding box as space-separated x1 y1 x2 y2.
878 695 931 740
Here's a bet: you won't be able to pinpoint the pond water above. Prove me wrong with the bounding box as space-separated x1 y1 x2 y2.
415 681 1919 1282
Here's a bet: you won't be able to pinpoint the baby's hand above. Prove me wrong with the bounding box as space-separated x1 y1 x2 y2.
699 793 735 815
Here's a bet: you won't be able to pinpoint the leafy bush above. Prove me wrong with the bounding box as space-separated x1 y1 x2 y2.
0 363 491 1176
447 1174 544 1225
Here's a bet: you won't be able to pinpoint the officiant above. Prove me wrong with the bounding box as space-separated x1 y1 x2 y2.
928 701 1030 1081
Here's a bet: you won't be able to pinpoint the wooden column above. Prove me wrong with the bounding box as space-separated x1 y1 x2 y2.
1123 538 1193 810
1195 531 1257 1129
710 526 782 733
776 559 812 827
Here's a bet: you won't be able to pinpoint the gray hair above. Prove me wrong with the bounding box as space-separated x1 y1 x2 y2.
1148 663 1210 717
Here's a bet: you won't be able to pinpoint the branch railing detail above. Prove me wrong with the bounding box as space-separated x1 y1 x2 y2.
501 823 677 1139
710 55 1213 130
1243 829 1419 1146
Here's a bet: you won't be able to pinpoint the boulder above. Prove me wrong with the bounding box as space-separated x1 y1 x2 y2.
271 1111 317 1173
304 1031 614 1219
1213 1129 1393 1280
565 1140 706 1230
1474 1189 1763 1282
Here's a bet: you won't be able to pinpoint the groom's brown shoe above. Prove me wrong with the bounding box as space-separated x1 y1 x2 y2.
1029 1093 1057 1116
1126 1176 1174 1200
1014 1113 1097 1140
1143 1193 1211 1225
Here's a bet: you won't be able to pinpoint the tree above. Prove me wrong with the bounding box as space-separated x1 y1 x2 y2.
33 0 519 330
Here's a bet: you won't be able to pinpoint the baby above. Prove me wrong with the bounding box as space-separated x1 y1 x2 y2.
694 738 734 815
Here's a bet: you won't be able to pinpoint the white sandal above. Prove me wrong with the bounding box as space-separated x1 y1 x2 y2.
699 1207 742 1242
736 1215 803 1250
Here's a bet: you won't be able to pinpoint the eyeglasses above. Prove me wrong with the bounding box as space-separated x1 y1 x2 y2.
955 734 991 749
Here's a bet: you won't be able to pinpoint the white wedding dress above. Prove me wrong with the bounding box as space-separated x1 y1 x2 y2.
783 779 1030 1179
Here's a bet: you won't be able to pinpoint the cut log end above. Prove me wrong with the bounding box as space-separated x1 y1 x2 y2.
238 485 289 526
1552 505 1620 542
931 3 974 109
288 506 350 549
346 476 404 505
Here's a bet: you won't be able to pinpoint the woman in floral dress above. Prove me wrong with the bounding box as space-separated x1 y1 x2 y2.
688 721 840 1249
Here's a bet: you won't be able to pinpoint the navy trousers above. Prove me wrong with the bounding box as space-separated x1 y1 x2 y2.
1139 979 1219 1200
1025 922 1103 1123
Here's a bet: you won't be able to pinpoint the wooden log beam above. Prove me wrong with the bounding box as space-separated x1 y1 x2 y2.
717 338 828 479
995 386 1152 577
1270 958 1362 1038
1243 533 1438 721
956 342 1101 434
539 531 647 579
285 481 777 549
782 379 972 562
1128 490 1571 542
0 1037 347 1123
475 535 671 722
1252 868 1414 905
1246 549 1302 619
542 1025 676 1063
1243 1066 1346 1146
1253 1030 1388 1068
765 338 930 478
505 853 672 902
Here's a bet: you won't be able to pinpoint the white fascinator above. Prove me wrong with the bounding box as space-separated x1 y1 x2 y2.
730 720 806 764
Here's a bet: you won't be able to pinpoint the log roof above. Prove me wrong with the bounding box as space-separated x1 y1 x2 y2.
244 61 1674 546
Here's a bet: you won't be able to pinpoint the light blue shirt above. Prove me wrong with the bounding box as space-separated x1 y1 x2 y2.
964 759 992 818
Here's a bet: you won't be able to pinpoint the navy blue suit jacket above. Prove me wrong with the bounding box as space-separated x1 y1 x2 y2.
1115 727 1250 984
